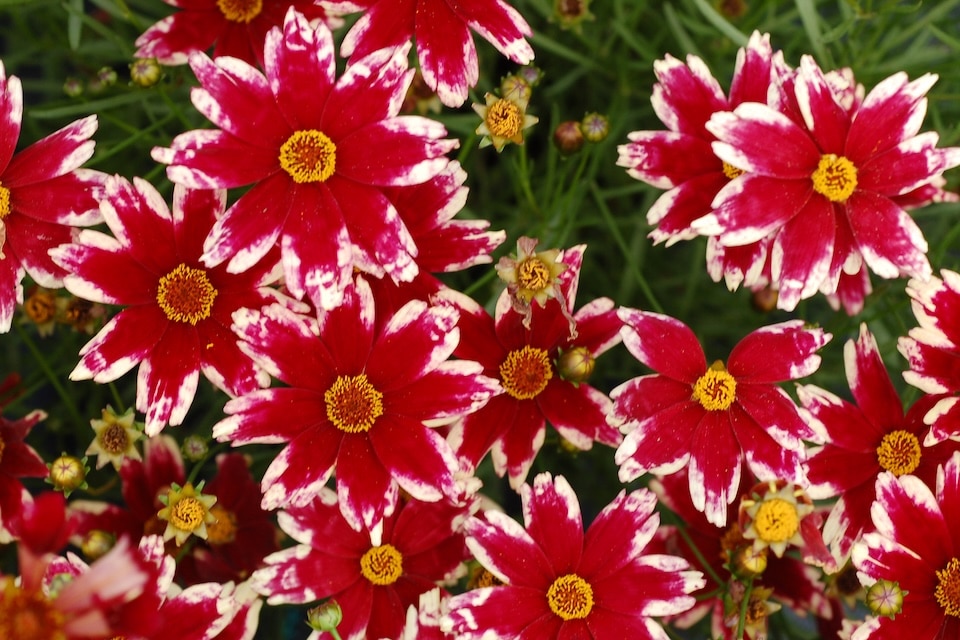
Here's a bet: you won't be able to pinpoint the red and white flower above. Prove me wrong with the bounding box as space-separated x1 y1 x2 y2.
443 473 704 638
851 452 960 639
52 178 286 436
339 0 534 107
213 275 499 531
153 9 458 311
0 61 105 332
612 310 828 527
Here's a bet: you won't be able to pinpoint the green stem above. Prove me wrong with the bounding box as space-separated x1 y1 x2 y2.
185 441 229 486
14 323 86 430
735 576 755 640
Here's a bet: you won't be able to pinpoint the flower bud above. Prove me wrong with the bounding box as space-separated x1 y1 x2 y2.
581 112 609 143
307 600 343 632
553 121 584 156
557 346 595 383
47 454 88 496
866 579 907 618
63 77 83 98
129 58 163 88
81 529 116 561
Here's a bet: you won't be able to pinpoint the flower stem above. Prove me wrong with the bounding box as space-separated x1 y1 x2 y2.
14 323 86 430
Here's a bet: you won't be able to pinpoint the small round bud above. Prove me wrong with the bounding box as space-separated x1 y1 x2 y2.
182 434 209 462
517 65 544 87
733 543 768 577
81 529 116 561
555 0 594 29
714 0 748 19
553 121 584 156
63 77 84 98
556 346 595 383
581 112 609 143
96 67 118 87
500 74 531 103
307 600 343 632
129 58 163 88
866 579 907 618
751 286 779 313
47 454 88 496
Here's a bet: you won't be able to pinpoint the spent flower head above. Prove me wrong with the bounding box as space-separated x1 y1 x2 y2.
85 405 143 471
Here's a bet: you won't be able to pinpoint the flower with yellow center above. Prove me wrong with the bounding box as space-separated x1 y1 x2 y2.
0 182 10 219
936 557 960 617
499 346 553 400
811 153 858 203
278 129 337 184
216 0 262 22
21 287 57 336
876 430 922 477
156 263 218 325
0 578 68 640
741 481 814 558
85 405 143 470
359 544 404 586
473 92 539 152
495 236 576 333
324 374 384 434
722 162 745 180
692 360 737 411
157 481 218 546
546 574 594 620
205 504 238 545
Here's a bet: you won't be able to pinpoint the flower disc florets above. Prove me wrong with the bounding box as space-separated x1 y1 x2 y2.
157 481 218 546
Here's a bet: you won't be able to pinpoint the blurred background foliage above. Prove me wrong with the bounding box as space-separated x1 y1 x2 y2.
1 0 960 637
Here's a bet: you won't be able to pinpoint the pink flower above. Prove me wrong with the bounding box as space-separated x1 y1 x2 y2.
697 56 960 310
52 178 286 435
0 409 47 531
0 61 105 332
802 324 960 565
152 9 458 311
340 0 534 107
443 473 704 638
253 488 470 640
135 0 342 67
612 310 829 526
899 269 960 444
213 275 499 531
851 452 960 639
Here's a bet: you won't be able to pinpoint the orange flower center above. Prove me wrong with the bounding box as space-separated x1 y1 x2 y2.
0 579 67 640
99 422 130 454
206 505 238 545
722 162 745 179
692 360 737 411
546 574 594 620
811 154 857 203
325 374 384 433
0 183 10 219
485 99 524 138
171 497 206 532
216 0 262 23
156 263 217 325
936 557 960 617
752 498 799 543
360 544 403 586
517 257 552 293
499 346 553 400
279 130 337 183
24 290 56 324
876 430 922 477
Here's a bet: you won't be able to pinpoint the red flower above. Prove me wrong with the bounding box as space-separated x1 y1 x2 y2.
340 0 534 107
0 409 48 531
52 179 286 435
443 473 704 638
0 62 105 332
612 310 828 526
153 9 458 311
253 488 470 640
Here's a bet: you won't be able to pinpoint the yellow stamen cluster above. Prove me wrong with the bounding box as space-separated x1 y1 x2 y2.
0 579 67 640
216 0 263 23
752 498 799 544
0 183 10 219
499 346 553 400
484 99 524 139
325 374 384 433
156 263 218 325
546 574 594 620
205 505 238 545
360 544 404 586
722 162 745 179
875 430 922 476
811 153 858 203
692 360 737 411
157 482 218 546
936 557 960 617
279 130 337 183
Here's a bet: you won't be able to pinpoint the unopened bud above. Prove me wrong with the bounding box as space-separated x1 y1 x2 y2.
81 529 116 561
553 121 584 156
557 346 595 383
307 600 343 633
866 579 907 618
47 454 88 496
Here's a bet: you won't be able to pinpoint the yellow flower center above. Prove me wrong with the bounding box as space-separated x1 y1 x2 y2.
546 574 594 621
171 497 206 532
517 256 552 293
692 360 737 411
876 430 922 477
936 557 960 617
722 162 745 179
23 290 56 324
499 346 553 400
325 374 384 434
0 183 10 219
206 505 238 545
156 263 218 325
485 99 524 139
279 130 337 184
811 153 858 203
0 579 67 640
468 566 505 590
360 544 403 586
99 422 130 454
753 498 799 544
216 0 262 23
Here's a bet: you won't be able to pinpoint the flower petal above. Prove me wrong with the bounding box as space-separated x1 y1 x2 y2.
617 308 705 384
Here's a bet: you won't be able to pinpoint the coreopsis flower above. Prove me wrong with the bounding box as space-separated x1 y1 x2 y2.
496 236 569 328
52 178 285 436
801 324 960 566
443 473 704 638
339 0 534 107
900 269 960 444
253 487 471 640
153 9 458 312
445 245 623 488
85 405 144 470
612 310 828 527
851 452 960 639
0 409 48 529
697 57 960 310
213 275 499 531
0 61 105 332
473 90 539 152
157 481 218 546
135 0 341 68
